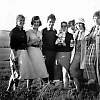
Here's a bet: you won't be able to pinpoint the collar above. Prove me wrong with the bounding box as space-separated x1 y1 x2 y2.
79 30 84 33
59 30 67 34
16 25 23 30
62 30 67 33
47 27 55 31
95 25 100 31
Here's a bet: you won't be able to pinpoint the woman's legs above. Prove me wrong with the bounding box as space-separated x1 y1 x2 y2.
7 74 14 91
70 52 83 91
44 51 56 82
7 73 19 91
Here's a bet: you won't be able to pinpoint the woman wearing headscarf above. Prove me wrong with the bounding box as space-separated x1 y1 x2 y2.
70 18 86 92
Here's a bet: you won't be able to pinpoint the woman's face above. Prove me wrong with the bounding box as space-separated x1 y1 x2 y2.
75 23 84 31
79 23 84 31
16 18 25 28
33 20 40 29
47 19 55 29
61 23 67 31
96 17 100 26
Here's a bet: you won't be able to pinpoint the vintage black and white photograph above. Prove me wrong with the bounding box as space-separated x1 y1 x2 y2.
0 0 100 99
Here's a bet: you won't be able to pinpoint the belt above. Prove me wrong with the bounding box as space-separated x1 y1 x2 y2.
31 45 40 47
18 48 27 50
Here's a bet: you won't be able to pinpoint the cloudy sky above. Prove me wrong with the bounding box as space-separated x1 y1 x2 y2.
0 0 100 31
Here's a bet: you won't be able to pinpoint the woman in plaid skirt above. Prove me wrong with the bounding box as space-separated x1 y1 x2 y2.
83 11 100 86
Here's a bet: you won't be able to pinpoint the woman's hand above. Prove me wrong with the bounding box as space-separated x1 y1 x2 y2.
27 38 41 46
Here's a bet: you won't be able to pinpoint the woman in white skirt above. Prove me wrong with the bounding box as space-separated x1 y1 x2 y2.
7 14 28 91
24 16 49 89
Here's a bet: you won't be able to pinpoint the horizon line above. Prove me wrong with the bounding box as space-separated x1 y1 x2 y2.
0 30 10 32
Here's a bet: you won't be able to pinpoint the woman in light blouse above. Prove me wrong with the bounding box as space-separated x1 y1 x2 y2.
26 16 48 89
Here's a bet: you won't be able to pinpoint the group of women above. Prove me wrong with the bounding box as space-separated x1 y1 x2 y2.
6 10 100 93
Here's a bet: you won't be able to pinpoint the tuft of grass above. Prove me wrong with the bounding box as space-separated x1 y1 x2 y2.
0 79 100 100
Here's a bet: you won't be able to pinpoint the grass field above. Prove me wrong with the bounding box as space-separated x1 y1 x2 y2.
0 48 69 100
0 47 100 100
0 48 10 61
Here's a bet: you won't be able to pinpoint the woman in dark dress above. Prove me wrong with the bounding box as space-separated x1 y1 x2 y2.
70 18 86 92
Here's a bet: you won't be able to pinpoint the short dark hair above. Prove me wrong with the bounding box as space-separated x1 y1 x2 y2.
93 10 100 18
31 16 42 26
68 20 75 27
80 23 86 30
61 21 67 27
47 14 56 21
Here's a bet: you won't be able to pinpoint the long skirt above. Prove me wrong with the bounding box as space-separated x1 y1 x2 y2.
19 47 49 80
70 52 82 78
83 43 97 81
10 50 30 80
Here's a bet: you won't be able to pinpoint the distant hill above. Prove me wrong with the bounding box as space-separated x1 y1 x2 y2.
0 30 10 47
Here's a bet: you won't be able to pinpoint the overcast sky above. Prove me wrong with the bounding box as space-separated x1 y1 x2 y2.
0 0 100 31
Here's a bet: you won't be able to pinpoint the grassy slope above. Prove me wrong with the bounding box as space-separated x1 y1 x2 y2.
0 30 10 47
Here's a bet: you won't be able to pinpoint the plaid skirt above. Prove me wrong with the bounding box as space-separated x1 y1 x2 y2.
83 42 97 80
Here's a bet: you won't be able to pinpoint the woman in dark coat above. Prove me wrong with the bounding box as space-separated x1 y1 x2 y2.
42 14 57 82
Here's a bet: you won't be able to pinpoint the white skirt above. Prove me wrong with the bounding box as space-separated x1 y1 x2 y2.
19 47 49 80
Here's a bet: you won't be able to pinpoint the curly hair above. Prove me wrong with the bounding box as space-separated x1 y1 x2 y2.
68 20 75 27
16 14 25 21
47 14 56 21
31 16 42 26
